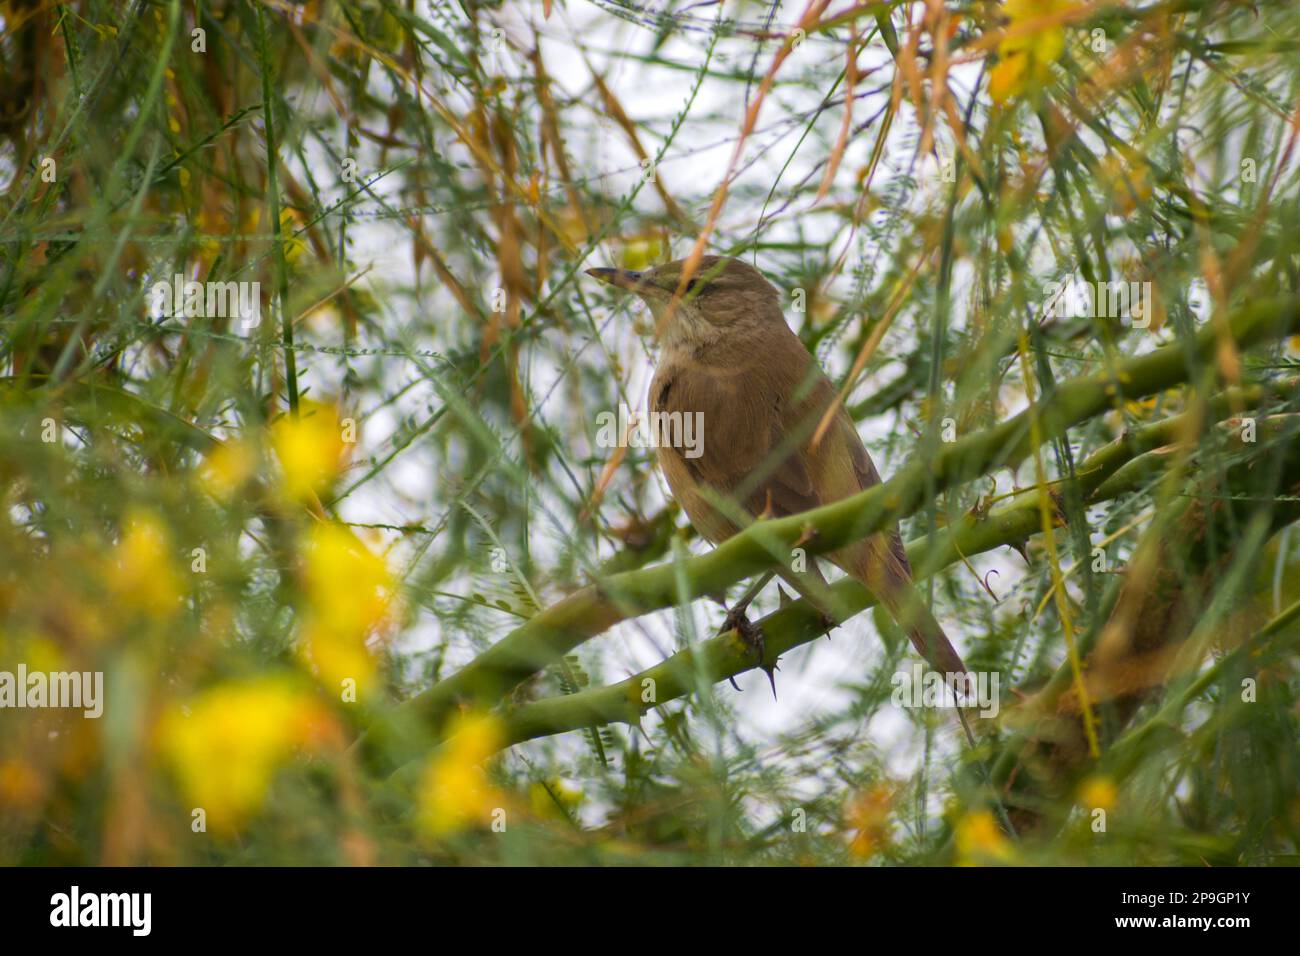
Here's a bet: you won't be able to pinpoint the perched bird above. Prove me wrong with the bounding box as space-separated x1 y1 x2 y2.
587 255 968 685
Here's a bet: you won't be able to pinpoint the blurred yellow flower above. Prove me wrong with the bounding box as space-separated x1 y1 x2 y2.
23 635 66 674
845 785 894 859
523 171 542 206
955 809 1015 865
1123 394 1159 417
279 209 307 266
199 439 257 500
109 509 182 618
0 758 45 812
297 523 395 697
620 236 664 272
194 203 230 263
989 0 1073 104
417 712 506 837
1077 775 1118 812
157 676 328 835
529 777 583 822
271 401 347 501
1102 153 1153 214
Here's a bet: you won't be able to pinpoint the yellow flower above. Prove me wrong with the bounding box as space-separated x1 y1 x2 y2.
529 777 583 821
1123 394 1159 417
157 677 328 834
845 785 894 859
23 635 66 674
523 171 542 206
279 209 307 266
0 758 45 811
1077 775 1118 812
297 523 395 697
417 712 506 837
108 509 182 618
620 236 664 272
165 84 183 134
199 439 257 500
1102 153 1153 214
270 401 347 501
194 203 229 263
989 0 1073 104
955 809 1015 865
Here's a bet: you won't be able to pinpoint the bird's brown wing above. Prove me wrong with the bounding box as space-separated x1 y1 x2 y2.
651 359 819 531
830 403 914 573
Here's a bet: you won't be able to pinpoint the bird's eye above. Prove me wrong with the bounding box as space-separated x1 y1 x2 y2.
685 278 700 293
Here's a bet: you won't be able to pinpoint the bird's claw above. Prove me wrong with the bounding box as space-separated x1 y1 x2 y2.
723 606 764 657
721 607 779 699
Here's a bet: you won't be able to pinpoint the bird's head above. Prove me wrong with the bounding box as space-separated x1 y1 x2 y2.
586 255 783 349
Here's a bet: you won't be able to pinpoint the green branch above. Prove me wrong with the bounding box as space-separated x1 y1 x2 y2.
493 385 1292 753
356 294 1300 775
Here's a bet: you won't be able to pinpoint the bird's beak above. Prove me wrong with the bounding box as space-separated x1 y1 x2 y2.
585 267 662 297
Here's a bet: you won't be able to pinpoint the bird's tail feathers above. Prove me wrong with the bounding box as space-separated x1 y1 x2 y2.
877 577 968 676
857 539 969 687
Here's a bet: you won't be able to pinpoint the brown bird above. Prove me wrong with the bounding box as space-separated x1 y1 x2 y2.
587 255 968 686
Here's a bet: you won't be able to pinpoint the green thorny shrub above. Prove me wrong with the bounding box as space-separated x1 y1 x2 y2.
1 0 1300 865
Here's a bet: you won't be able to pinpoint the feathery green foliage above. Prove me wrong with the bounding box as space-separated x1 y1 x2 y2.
2 0 1299 866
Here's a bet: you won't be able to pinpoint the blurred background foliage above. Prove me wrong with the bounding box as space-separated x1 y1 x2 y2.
1 0 1300 865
